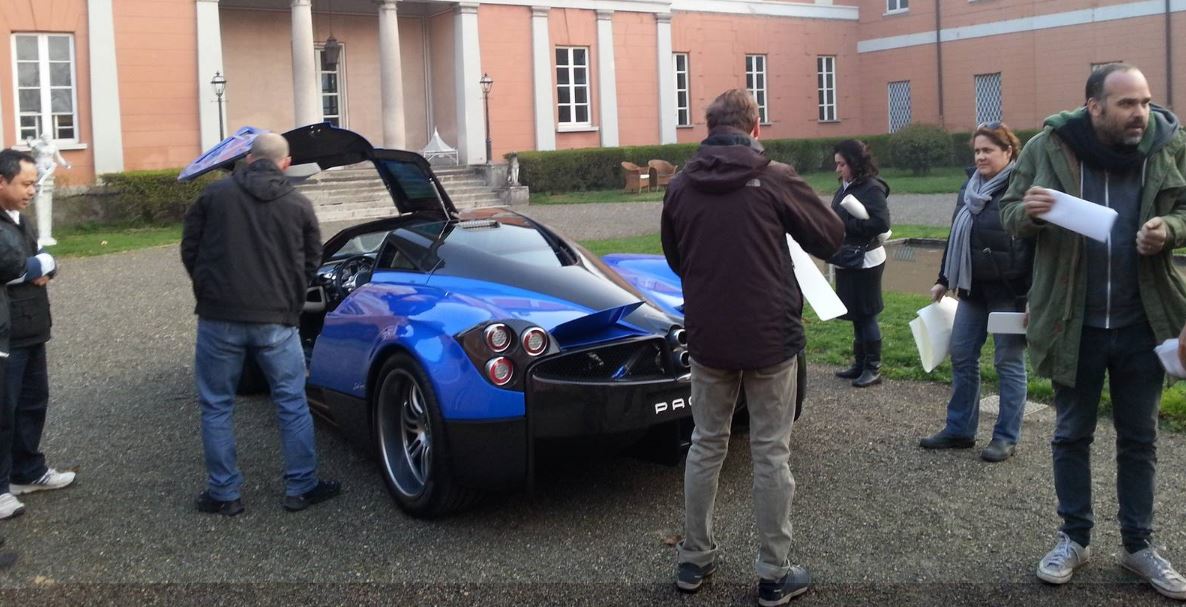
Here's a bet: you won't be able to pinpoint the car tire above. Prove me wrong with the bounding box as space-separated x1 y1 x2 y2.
236 355 269 396
373 352 479 518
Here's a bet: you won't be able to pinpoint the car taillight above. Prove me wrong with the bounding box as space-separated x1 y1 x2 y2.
521 327 549 356
484 323 513 353
485 357 514 386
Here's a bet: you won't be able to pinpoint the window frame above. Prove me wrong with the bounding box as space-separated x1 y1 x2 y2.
673 52 691 128
886 0 909 14
745 54 768 125
816 55 837 123
887 80 912 133
315 44 348 128
12 33 80 144
973 72 1003 126
555 46 592 128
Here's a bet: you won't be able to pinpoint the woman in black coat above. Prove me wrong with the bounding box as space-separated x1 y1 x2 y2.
830 140 891 387
919 123 1032 462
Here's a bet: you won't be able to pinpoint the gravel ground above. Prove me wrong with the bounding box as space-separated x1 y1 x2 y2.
0 203 1182 605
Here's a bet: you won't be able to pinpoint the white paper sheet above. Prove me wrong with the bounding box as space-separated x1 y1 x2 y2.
987 312 1027 335
1038 190 1118 243
787 236 847 321
1155 339 1186 379
910 297 959 372
840 194 869 219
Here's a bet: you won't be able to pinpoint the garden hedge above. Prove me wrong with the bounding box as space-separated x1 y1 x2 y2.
98 169 218 224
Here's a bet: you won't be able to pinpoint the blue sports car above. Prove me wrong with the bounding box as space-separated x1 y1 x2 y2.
185 124 695 517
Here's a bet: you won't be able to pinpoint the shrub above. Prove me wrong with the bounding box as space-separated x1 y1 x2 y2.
889 124 953 176
99 169 218 224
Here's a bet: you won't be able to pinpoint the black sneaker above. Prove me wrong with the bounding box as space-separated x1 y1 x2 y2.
283 480 342 512
195 490 245 517
676 560 718 593
758 565 811 606
919 432 975 450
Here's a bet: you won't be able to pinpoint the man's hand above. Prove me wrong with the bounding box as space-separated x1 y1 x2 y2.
929 283 947 302
1137 217 1169 256
1022 186 1056 218
31 276 48 286
1178 323 1186 371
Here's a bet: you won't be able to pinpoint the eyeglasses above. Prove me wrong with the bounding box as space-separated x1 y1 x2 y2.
977 121 1003 130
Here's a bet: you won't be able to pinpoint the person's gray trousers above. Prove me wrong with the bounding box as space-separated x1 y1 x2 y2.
678 355 798 581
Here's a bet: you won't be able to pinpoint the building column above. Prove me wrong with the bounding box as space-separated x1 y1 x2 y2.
531 6 555 151
454 2 485 164
291 0 321 127
595 10 619 148
89 0 125 172
655 13 676 145
377 0 406 148
196 0 224 150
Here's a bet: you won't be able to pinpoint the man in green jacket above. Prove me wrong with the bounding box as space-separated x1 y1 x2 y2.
1001 63 1186 600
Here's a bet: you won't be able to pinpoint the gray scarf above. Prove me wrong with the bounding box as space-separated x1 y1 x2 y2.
943 162 1016 291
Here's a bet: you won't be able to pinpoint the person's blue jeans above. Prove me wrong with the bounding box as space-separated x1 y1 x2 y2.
1051 323 1162 553
941 297 1027 444
0 343 51 494
851 314 881 343
195 319 318 500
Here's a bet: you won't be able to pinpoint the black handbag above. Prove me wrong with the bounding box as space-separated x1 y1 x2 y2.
828 243 867 269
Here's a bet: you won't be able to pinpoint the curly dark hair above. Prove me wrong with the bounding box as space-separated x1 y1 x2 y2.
832 139 879 183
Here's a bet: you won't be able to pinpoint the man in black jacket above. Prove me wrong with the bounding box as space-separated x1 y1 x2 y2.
181 133 339 516
662 90 844 605
0 149 74 521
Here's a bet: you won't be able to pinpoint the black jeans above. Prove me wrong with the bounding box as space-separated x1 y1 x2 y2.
851 314 881 342
1052 324 1161 552
0 343 49 493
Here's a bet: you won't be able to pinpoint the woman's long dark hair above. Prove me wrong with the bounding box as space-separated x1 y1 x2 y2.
833 139 879 183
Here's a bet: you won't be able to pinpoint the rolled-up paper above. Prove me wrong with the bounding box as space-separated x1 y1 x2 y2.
911 297 959 372
1039 190 1118 243
787 236 847 321
1155 339 1186 379
840 194 869 220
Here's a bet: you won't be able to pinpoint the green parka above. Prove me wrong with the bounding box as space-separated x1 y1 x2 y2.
1000 106 1186 387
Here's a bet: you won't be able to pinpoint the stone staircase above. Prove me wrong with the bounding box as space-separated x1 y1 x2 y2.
296 164 505 224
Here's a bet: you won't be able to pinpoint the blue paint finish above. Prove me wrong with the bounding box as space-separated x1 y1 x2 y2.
601 254 685 321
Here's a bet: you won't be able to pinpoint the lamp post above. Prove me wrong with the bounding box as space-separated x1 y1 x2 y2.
480 73 493 165
211 71 227 140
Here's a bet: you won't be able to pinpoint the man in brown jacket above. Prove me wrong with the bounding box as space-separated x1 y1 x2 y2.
662 89 843 606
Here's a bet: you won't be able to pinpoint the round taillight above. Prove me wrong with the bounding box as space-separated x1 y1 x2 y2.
521 327 549 356
484 323 513 353
485 357 514 386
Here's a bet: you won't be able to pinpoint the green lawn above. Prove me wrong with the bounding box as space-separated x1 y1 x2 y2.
44 223 183 258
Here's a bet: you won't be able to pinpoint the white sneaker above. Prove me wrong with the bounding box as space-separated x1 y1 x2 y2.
1121 547 1186 600
0 493 25 519
10 468 76 495
1037 532 1091 584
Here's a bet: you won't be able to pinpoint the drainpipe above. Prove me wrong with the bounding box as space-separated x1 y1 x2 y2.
1167 0 1174 110
935 0 945 127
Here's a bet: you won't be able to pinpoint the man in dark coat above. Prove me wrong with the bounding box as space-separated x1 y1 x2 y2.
0 148 74 521
662 89 843 605
181 132 339 516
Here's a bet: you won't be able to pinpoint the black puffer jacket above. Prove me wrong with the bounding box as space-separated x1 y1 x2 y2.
831 176 891 249
181 159 322 326
0 219 28 354
937 174 1034 303
1 211 52 348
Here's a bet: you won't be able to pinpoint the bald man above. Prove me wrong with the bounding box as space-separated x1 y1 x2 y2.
181 133 340 516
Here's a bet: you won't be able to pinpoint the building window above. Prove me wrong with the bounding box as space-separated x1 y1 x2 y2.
674 52 690 127
316 47 346 128
13 33 77 142
974 72 1003 125
817 56 837 122
745 54 768 124
556 47 590 126
886 0 909 12
888 80 911 133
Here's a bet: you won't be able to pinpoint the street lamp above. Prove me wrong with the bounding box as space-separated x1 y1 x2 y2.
480 73 494 166
211 71 227 140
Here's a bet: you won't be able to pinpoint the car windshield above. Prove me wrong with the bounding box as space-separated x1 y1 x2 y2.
331 231 389 260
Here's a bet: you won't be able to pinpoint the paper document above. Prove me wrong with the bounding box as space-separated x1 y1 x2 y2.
787 236 847 321
1039 190 1118 243
1155 339 1186 379
909 297 959 372
840 194 869 220
987 312 1027 335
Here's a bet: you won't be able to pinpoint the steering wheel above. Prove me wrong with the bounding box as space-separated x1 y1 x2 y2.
329 255 375 304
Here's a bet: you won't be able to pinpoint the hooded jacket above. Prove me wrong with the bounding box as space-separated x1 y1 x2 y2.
181 159 323 326
1001 105 1186 387
0 219 28 355
661 128 844 370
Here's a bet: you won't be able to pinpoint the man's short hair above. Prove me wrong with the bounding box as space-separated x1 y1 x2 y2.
1086 63 1138 103
249 133 290 164
705 89 760 133
0 149 35 183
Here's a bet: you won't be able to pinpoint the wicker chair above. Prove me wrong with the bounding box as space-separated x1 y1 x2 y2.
647 159 678 191
621 161 650 194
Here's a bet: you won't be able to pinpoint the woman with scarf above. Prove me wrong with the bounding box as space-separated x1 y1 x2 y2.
830 140 892 388
919 122 1032 463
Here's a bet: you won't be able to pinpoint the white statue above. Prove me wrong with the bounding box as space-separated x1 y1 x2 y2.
506 152 520 187
25 132 70 246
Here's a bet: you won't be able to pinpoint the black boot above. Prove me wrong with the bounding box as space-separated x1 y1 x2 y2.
835 340 864 379
853 340 882 387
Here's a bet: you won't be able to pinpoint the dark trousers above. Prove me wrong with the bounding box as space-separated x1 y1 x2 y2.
1052 324 1161 552
850 314 881 342
0 343 49 493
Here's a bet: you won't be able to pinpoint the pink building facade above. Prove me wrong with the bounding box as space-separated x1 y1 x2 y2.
0 0 1181 184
